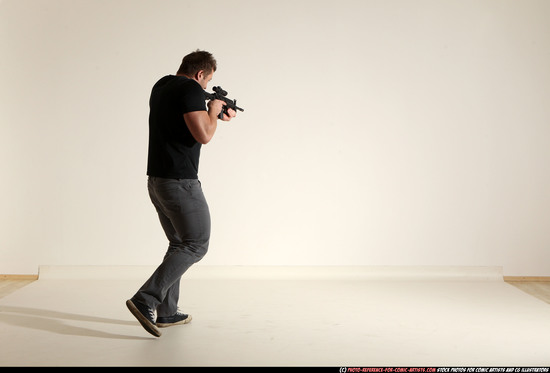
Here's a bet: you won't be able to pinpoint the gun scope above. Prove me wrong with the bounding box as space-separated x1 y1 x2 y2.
213 86 228 96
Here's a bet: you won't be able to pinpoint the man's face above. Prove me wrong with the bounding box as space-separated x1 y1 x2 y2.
197 70 213 89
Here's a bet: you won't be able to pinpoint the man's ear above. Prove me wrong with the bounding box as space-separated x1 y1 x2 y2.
195 70 205 80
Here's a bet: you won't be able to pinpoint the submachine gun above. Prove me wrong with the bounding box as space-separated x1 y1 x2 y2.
204 86 244 119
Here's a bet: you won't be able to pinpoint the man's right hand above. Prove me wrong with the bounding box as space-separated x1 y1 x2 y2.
207 99 226 118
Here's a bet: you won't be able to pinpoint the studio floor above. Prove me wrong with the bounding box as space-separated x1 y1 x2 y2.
1 266 549 367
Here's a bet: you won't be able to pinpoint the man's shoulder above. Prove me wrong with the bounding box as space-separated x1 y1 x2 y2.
152 75 202 96
152 74 194 86
153 74 175 86
176 76 202 91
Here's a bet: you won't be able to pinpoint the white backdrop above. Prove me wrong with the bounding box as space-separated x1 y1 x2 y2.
1 0 549 276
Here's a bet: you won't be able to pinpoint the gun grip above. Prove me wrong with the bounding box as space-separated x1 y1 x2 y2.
218 106 228 120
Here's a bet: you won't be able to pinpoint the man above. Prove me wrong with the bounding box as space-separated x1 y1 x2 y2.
126 50 236 337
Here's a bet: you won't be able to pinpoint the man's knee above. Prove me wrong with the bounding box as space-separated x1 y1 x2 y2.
169 240 208 261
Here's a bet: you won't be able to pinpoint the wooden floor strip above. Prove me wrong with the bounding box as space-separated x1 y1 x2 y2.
503 276 550 282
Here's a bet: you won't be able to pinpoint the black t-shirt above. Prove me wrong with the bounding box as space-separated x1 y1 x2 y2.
146 75 207 179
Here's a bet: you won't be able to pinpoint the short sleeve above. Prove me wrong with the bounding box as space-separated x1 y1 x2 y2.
180 80 207 114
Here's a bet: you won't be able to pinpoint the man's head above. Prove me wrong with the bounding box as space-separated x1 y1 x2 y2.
177 50 217 89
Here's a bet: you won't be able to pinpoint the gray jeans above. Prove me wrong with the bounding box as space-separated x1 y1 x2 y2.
132 177 211 317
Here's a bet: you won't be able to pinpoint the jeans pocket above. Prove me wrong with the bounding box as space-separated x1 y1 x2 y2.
179 179 194 191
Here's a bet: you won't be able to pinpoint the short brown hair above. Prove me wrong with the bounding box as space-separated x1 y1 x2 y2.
177 50 217 76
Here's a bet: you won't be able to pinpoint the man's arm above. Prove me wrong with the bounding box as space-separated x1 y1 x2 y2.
184 100 235 144
183 110 218 145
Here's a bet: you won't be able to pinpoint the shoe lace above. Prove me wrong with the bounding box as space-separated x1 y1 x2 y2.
174 308 185 316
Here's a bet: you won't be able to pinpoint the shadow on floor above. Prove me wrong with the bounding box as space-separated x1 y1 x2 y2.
0 305 151 340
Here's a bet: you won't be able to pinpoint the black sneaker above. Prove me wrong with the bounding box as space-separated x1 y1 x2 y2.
126 299 161 337
156 311 192 328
